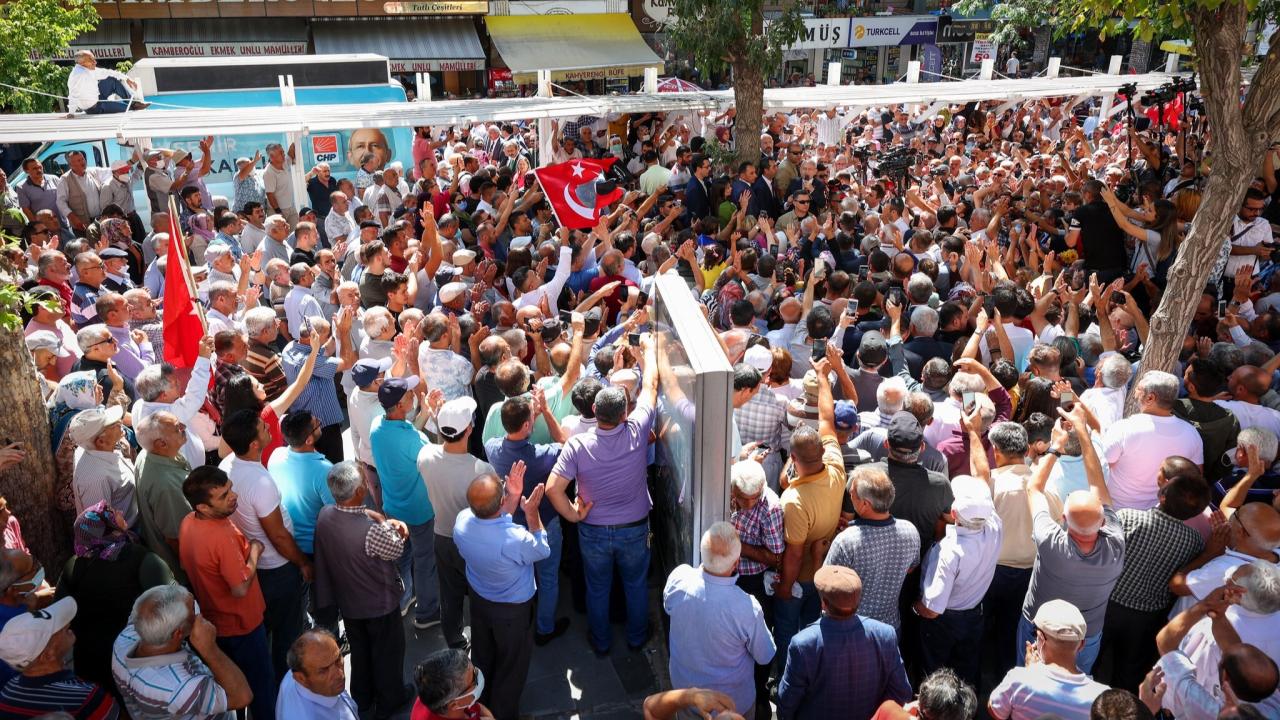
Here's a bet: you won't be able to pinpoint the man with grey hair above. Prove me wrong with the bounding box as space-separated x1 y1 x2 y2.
263 142 298 226
112 584 252 717
901 306 950 380
1100 369 1203 510
1081 353 1132 427
132 335 214 471
984 418 1064 678
258 213 294 268
276 629 358 718
825 466 919 631
547 333 659 657
281 308 355 462
283 262 324 339
73 322 137 402
663 522 775 717
134 411 193 581
1157 559 1280 718
1021 403 1126 674
313 461 412 717
412 648 492 719
243 305 288 400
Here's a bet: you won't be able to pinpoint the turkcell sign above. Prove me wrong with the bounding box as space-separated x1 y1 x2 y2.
785 16 938 50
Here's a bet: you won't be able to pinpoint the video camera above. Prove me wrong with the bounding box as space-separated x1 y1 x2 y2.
1118 82 1139 99
875 147 917 177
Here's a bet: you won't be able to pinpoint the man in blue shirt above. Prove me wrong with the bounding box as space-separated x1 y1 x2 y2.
281 310 356 464
268 410 338 634
454 472 549 720
777 564 912 720
369 377 440 628
484 387 571 646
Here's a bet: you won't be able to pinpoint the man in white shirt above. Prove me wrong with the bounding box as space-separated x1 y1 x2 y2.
1222 188 1272 284
1100 370 1203 510
1217 365 1280 438
263 143 298 227
66 50 147 114
1080 354 1132 429
1005 53 1021 77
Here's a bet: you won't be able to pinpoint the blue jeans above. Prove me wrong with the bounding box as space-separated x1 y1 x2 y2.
85 76 133 114
772 580 820 675
397 518 440 622
217 623 274 720
578 521 649 651
257 562 307 682
1016 614 1103 674
535 516 563 635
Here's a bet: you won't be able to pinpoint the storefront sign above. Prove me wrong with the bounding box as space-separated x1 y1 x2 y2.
969 34 997 63
934 16 997 44
511 63 658 83
382 0 487 13
32 44 131 61
82 0 485 19
145 40 307 56
919 43 942 81
389 58 483 72
784 16 939 50
631 0 672 31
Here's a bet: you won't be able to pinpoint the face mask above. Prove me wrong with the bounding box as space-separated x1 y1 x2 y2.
454 668 484 709
15 565 44 596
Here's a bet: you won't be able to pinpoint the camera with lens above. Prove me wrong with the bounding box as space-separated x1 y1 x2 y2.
852 141 873 160
1118 82 1138 99
875 147 917 176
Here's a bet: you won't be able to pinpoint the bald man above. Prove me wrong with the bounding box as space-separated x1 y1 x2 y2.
777 564 910 719
276 629 358 718
453 472 548 720
1217 366 1280 439
1170 502 1280 615
1020 404 1126 675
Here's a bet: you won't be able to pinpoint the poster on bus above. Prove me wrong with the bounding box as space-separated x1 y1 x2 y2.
970 34 997 64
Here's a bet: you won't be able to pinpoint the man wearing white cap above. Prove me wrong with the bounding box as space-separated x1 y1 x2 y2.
988 599 1109 720
0 597 121 717
437 282 469 316
420 395 493 644
25 330 70 401
68 405 138 526
914 417 1003 688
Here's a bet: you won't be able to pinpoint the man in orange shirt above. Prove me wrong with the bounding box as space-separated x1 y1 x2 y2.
180 465 276 720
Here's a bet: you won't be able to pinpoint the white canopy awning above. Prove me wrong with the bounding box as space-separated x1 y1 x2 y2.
0 71 1174 143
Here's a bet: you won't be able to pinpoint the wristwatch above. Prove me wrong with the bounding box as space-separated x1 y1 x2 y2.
1045 448 1063 458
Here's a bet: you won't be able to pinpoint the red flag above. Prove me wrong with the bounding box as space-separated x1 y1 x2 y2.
534 158 625 230
162 196 205 368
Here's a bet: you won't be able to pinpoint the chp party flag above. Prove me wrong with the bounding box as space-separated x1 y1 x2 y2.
162 195 206 368
534 158 625 230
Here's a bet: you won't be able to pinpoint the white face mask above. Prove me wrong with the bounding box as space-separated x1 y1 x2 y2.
452 668 484 709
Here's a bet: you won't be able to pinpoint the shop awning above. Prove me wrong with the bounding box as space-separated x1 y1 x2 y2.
143 19 308 58
486 13 662 83
34 19 131 62
313 18 485 74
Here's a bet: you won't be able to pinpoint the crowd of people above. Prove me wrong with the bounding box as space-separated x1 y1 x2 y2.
0 86 1278 720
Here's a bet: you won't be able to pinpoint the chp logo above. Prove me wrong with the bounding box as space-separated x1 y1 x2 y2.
311 135 340 164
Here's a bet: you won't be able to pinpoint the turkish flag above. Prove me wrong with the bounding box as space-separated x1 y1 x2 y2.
162 196 205 368
534 158 625 230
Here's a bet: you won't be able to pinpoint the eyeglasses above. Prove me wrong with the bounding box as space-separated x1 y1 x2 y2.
88 336 118 349
794 200 811 205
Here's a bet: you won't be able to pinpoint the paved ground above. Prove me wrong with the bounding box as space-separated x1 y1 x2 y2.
341 429 666 719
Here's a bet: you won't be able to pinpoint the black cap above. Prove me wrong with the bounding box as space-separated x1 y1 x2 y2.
857 331 888 367
886 411 923 451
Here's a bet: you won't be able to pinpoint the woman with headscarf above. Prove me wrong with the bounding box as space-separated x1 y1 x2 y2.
55 501 173 690
99 215 145 284
50 371 132 513
188 212 215 262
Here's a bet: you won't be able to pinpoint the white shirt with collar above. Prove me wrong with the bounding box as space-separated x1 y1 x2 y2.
67 64 130 113
1170 548 1268 618
1225 216 1271 278
1215 399 1280 439
920 512 1002 613
1180 605 1280 705
56 168 110 220
275 672 358 720
1080 386 1126 429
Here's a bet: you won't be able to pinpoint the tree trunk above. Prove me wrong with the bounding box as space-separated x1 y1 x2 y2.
0 325 68 568
1128 4 1280 411
732 60 764 166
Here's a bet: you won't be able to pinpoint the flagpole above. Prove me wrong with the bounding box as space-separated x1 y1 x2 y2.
167 195 208 334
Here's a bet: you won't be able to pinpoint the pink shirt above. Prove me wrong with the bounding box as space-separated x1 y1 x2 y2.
25 318 81 377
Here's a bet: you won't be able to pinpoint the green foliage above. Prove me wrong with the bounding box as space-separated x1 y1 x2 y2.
0 225 55 332
957 0 1276 46
0 0 99 113
665 0 805 78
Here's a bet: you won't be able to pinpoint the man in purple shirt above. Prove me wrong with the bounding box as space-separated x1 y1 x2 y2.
546 332 658 657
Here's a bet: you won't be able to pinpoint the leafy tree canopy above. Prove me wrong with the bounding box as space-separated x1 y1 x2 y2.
665 0 805 80
0 0 99 113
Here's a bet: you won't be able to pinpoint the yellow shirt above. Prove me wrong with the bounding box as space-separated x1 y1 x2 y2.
781 435 847 582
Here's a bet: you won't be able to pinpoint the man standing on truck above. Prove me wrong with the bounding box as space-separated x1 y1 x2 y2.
264 143 299 228
67 50 149 114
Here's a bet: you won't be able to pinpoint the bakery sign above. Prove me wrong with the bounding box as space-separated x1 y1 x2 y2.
145 41 308 56
389 58 484 72
32 44 132 62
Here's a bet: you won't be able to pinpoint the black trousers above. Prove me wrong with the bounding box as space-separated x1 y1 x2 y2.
919 605 984 690
736 572 775 720
257 562 307 682
433 534 470 647
1095 600 1168 692
346 609 407 718
316 423 344 465
982 564 1031 691
469 591 534 720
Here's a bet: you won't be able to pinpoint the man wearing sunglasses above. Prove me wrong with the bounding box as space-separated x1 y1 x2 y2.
70 250 107 327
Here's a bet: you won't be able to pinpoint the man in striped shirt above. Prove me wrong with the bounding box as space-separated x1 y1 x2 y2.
0 597 120 719
113 585 252 719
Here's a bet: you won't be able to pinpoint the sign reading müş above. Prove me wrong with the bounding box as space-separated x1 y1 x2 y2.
784 17 939 50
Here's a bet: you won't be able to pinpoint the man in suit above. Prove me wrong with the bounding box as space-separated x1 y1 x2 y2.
901 306 953 379
730 162 758 218
683 154 713 226
752 159 781 220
